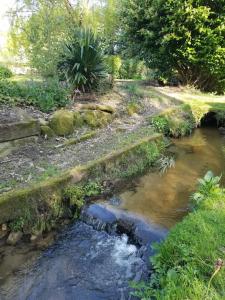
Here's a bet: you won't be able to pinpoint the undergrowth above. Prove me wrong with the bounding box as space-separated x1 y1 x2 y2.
151 106 195 138
0 78 69 112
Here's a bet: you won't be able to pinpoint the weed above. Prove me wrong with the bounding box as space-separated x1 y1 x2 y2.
83 181 103 196
126 100 141 116
157 155 175 174
151 115 170 135
63 180 103 217
192 171 221 206
34 165 60 182
151 107 195 137
9 209 32 232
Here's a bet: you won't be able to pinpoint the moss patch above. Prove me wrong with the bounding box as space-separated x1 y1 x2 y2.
83 110 112 128
73 111 84 127
127 101 141 116
0 134 164 229
55 130 97 148
41 125 55 138
49 110 74 136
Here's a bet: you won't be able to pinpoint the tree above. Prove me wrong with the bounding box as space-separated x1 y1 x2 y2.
9 0 73 77
121 0 225 93
8 0 121 77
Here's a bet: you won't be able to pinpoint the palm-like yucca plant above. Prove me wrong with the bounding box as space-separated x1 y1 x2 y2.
58 27 107 93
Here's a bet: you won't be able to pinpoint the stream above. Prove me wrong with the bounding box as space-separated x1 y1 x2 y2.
0 127 224 300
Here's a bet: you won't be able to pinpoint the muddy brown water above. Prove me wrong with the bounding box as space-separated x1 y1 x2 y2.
0 127 224 300
118 127 225 228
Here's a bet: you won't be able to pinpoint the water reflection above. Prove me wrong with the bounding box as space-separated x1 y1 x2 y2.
118 128 225 228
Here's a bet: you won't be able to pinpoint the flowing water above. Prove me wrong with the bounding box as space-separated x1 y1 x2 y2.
117 127 225 228
0 127 224 300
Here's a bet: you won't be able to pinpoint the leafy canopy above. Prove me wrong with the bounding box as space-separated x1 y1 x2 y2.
121 0 225 93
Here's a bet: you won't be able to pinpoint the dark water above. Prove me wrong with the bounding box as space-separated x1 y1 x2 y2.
118 128 225 228
0 222 148 300
0 127 224 300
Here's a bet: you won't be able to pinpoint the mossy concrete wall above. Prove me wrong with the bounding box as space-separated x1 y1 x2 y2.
0 133 163 224
0 120 40 143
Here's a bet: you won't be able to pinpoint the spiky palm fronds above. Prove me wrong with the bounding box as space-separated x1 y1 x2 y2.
58 27 107 93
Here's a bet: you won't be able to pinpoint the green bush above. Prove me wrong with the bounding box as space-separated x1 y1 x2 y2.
58 27 107 93
151 107 195 137
118 59 147 79
24 79 69 112
0 79 69 112
0 80 24 98
133 172 225 299
105 55 122 80
0 65 13 79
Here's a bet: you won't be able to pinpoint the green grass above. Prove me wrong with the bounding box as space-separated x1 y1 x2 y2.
150 106 195 137
133 172 225 300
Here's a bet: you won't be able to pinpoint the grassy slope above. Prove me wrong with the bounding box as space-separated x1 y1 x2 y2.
156 86 225 111
134 176 225 300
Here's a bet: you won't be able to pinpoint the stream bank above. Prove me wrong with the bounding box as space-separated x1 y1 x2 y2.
0 126 224 299
0 82 225 299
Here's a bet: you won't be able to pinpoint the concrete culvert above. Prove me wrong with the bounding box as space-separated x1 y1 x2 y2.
200 112 218 127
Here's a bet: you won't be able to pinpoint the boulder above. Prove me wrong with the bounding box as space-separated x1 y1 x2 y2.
78 103 115 114
83 110 112 128
218 127 225 135
0 136 38 158
41 125 55 138
1 223 7 231
49 110 74 136
7 231 23 245
0 229 8 239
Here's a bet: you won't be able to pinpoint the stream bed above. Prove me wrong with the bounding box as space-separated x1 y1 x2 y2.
0 127 224 300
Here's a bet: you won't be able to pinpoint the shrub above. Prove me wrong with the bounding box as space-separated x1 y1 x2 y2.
105 55 122 80
0 78 69 112
58 27 107 93
118 59 147 79
0 65 13 79
24 79 69 112
0 80 24 98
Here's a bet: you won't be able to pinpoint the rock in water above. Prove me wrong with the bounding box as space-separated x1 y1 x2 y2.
218 127 225 135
